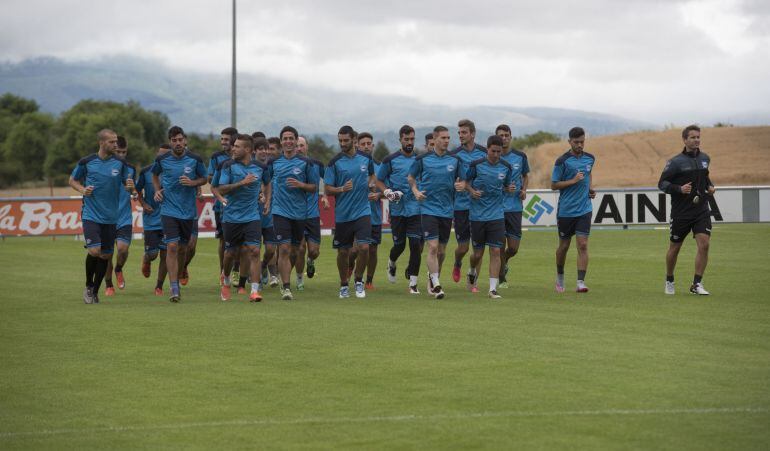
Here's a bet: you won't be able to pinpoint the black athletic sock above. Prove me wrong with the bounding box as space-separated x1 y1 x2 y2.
366 275 373 284
454 259 462 268
93 258 109 292
577 270 586 281
155 279 164 290
233 261 240 273
282 282 290 290
355 277 363 283
666 275 674 282
406 237 421 277
341 282 349 287
115 264 123 273
238 276 248 288
389 241 406 263
693 274 702 285
557 265 565 275
85 254 97 287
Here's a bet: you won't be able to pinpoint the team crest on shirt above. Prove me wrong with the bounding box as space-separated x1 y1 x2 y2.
111 169 119 176
447 164 455 172
360 165 367 172
497 172 505 180
276 234 282 240
292 167 302 175
513 163 520 170
586 165 592 172
184 166 192 174
701 161 708 168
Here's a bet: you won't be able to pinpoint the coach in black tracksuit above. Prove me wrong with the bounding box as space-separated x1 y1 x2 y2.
658 124 715 296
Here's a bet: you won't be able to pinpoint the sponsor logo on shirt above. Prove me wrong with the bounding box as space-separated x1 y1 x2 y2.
184 166 192 174
701 161 708 168
360 165 367 172
111 169 119 176
513 163 520 170
447 164 455 172
497 172 505 180
586 165 592 172
292 168 302 175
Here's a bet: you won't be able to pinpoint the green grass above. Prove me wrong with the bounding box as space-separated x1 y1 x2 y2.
1 224 769 450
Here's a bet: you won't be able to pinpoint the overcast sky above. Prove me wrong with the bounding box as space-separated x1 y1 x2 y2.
2 0 769 124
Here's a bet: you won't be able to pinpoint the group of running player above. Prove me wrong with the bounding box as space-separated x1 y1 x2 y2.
70 121 714 304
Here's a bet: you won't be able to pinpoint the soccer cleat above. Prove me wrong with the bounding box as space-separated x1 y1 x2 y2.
665 281 675 295
466 272 477 292
555 280 565 293
306 258 316 278
432 286 445 300
249 291 263 302
576 281 589 293
141 260 151 278
387 261 397 283
690 283 710 295
281 288 293 300
105 286 116 296
169 295 180 303
237 287 247 295
220 285 231 301
452 265 461 283
154 287 163 296
83 287 94 304
116 271 126 289
92 292 100 304
408 285 420 295
339 286 350 299
470 286 479 293
355 281 366 298
180 269 189 286
297 280 305 292
488 290 502 299
365 282 375 291
498 281 509 289
269 275 280 288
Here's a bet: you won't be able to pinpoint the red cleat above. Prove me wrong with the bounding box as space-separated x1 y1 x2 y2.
105 286 116 296
470 286 479 293
365 282 375 291
249 291 263 302
141 261 151 278
452 266 461 283
116 271 125 290
154 288 163 296
180 269 189 286
237 287 247 295
220 285 231 301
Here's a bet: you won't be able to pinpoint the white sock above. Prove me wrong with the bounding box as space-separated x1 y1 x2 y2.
251 282 260 293
430 273 440 287
409 275 418 286
223 276 231 285
389 260 396 268
297 274 304 283
490 277 498 291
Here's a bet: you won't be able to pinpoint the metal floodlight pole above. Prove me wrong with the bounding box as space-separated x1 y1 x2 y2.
231 0 237 127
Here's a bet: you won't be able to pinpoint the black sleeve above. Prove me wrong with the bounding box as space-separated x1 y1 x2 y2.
658 159 680 194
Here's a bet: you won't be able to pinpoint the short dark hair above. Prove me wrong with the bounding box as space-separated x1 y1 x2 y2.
280 125 298 139
433 126 448 134
458 119 476 134
116 135 127 149
568 127 585 140
399 124 415 138
358 132 373 142
253 137 268 150
487 135 504 148
338 125 355 138
235 133 253 147
425 132 434 143
252 131 266 139
682 124 700 140
221 127 238 136
168 125 185 139
495 124 511 134
267 137 281 147
159 143 172 150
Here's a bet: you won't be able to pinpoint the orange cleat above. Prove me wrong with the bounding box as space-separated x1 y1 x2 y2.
154 288 163 296
237 287 247 295
452 266 461 283
141 261 151 278
249 291 263 302
365 282 375 291
220 285 231 301
116 271 126 290
179 269 189 286
105 286 116 296
470 286 479 293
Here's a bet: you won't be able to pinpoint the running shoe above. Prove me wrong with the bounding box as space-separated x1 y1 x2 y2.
665 281 675 295
387 261 397 283
116 271 125 290
105 286 116 296
306 258 316 278
690 283 710 295
141 260 151 278
220 285 231 301
355 281 366 298
249 291 263 302
339 286 350 299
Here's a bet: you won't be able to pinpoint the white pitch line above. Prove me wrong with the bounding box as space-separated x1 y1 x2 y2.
1 407 767 439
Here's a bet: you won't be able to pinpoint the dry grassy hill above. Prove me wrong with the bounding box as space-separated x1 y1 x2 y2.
526 126 770 188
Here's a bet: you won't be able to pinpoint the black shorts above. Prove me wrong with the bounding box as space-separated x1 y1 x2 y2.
273 215 305 245
334 216 371 249
557 212 592 240
191 219 199 237
262 226 277 245
421 215 452 244
370 224 382 245
161 215 194 245
143 229 166 254
304 216 321 244
454 210 471 243
214 210 224 239
223 221 262 251
670 213 712 243
470 219 505 249
116 224 133 245
391 215 422 245
504 211 523 240
82 220 116 254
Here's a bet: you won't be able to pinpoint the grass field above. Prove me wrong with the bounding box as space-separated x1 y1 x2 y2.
1 224 769 450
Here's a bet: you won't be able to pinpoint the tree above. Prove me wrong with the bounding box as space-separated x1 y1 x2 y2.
306 135 336 164
1 112 54 186
373 140 390 162
510 131 560 150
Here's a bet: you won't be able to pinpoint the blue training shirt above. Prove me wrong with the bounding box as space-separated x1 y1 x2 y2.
217 159 270 223
500 149 530 213
117 165 137 228
370 161 382 226
551 150 595 218
135 164 162 231
269 154 317 220
324 151 375 223
463 158 513 222
409 151 462 219
377 151 420 217
306 158 325 219
208 150 231 213
151 149 207 220
450 144 487 211
70 153 131 224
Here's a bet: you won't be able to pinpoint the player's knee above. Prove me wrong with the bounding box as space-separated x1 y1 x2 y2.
576 241 588 253
490 247 501 257
87 247 101 258
357 243 369 254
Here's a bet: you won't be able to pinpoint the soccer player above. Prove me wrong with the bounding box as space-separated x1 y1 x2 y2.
215 134 270 302
136 144 171 295
449 119 487 284
551 127 596 293
267 137 281 159
152 126 208 302
104 135 137 296
294 135 327 291
69 129 134 304
208 127 238 285
252 137 280 288
356 132 383 290
324 126 375 298
408 125 463 299
462 135 516 298
424 132 435 154
376 125 423 294
658 124 716 295
496 124 530 288
270 126 318 300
